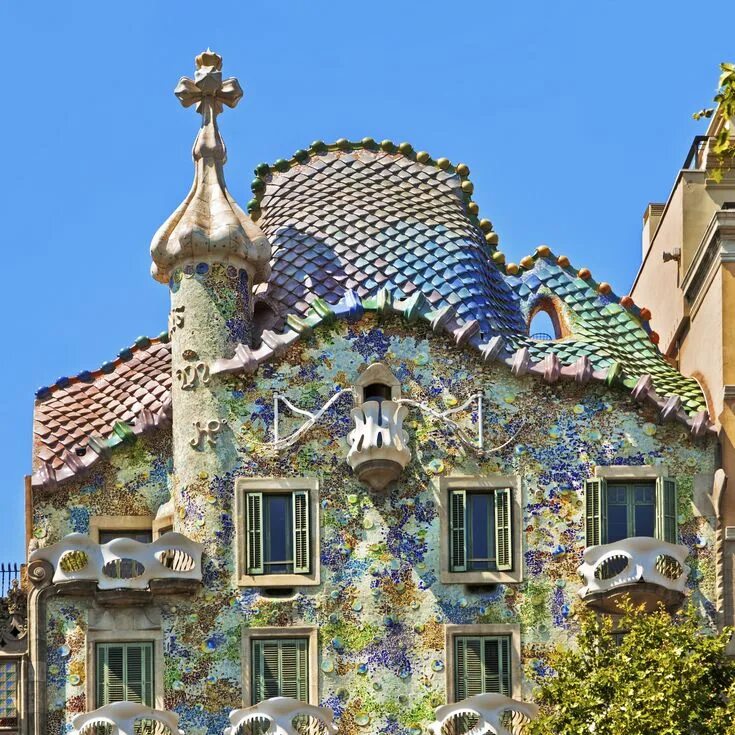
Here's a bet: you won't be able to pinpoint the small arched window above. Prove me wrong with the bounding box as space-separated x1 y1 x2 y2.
528 297 565 341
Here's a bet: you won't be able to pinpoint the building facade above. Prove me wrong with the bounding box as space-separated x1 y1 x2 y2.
3 53 727 735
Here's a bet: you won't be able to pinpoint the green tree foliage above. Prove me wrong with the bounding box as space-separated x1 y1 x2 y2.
529 602 735 735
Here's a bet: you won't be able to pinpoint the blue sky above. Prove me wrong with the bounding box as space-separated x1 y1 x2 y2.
0 1 730 561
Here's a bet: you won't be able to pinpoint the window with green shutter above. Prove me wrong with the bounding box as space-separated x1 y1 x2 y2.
449 489 513 572
584 477 678 546
454 636 511 700
96 642 153 707
252 638 309 704
246 490 311 576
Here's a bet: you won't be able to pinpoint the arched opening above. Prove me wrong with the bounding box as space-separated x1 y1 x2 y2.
528 296 567 341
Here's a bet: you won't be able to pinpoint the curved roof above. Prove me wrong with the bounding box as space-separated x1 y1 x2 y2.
31 138 711 488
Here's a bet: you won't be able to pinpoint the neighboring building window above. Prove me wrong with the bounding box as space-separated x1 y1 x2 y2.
98 529 154 544
96 642 153 707
449 488 512 572
252 638 309 703
585 477 677 546
454 635 511 699
0 661 18 727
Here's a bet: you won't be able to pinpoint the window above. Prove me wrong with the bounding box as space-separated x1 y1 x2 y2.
439 477 521 585
96 642 153 707
246 491 309 575
235 479 320 587
252 638 309 704
450 488 512 573
454 636 511 699
98 530 154 544
0 661 18 728
585 477 677 546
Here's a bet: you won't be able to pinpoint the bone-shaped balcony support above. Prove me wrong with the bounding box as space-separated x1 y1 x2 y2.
347 399 411 490
225 697 337 735
429 693 539 735
577 536 690 600
71 702 184 735
29 532 203 590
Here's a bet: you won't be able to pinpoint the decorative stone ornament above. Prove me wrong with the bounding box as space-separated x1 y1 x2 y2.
225 697 337 735
150 50 271 284
348 400 411 490
577 536 690 613
71 702 184 735
428 693 539 735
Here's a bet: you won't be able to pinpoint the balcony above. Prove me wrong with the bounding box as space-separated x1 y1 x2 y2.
225 697 337 735
347 399 411 490
577 537 689 614
28 532 203 601
429 693 539 735
71 702 183 735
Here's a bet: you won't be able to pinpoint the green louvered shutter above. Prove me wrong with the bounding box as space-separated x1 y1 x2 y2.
656 477 678 544
96 643 153 707
585 478 607 546
450 490 467 572
292 490 310 574
253 639 308 704
492 637 511 696
494 487 513 571
247 492 264 574
455 637 483 700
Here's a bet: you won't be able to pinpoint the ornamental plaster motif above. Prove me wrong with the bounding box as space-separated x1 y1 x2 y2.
150 50 271 284
190 419 225 449
176 362 210 390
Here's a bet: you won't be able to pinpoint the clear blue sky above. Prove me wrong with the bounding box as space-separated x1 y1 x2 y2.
0 1 730 561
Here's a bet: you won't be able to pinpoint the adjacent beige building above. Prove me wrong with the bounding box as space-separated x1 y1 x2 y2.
632 107 735 628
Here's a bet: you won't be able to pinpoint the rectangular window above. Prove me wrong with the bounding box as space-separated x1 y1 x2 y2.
454 636 511 699
98 530 154 544
0 661 18 728
246 490 310 576
450 488 512 572
585 477 677 546
252 638 309 704
96 642 153 707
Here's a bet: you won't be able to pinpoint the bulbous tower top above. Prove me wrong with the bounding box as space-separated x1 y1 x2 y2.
150 50 271 284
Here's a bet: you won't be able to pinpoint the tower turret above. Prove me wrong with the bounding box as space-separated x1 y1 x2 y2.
150 51 271 543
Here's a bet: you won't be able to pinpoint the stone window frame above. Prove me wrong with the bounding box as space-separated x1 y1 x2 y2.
234 478 320 587
353 362 401 405
85 625 164 710
240 626 319 706
152 515 174 539
89 515 154 544
435 475 523 585
444 624 522 702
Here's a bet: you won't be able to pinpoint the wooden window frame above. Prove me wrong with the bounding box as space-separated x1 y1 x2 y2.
234 479 320 587
0 658 20 732
95 641 154 708
436 476 523 585
445 624 521 701
86 629 164 710
586 466 677 547
241 626 319 705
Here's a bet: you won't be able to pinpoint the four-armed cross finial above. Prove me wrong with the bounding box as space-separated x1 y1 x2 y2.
173 49 243 162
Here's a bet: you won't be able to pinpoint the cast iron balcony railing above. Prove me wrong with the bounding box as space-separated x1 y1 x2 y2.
71 702 184 735
429 693 539 735
29 532 203 595
577 536 689 613
225 697 337 735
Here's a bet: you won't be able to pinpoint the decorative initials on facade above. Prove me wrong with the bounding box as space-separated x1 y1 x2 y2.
176 363 210 390
168 306 185 335
190 419 224 449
